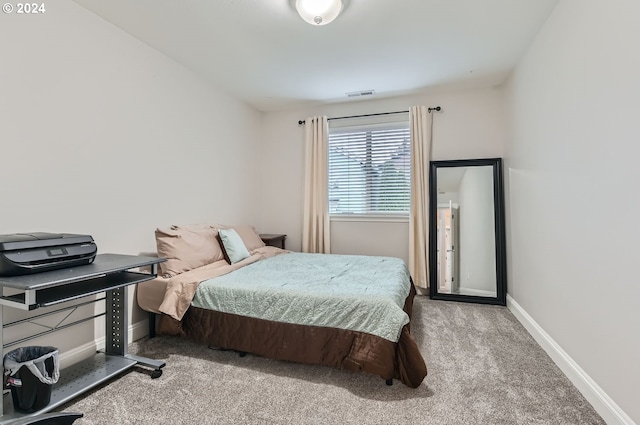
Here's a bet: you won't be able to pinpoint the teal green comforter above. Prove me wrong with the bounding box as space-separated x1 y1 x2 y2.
191 252 411 342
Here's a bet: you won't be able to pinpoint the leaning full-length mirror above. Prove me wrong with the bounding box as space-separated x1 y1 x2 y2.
429 158 506 305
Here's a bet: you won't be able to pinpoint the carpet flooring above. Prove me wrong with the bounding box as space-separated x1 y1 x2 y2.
57 296 605 425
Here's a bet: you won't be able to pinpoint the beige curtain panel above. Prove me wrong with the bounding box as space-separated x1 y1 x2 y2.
302 116 331 253
409 106 433 289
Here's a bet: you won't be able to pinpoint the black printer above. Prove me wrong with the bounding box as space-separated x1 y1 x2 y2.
0 232 97 276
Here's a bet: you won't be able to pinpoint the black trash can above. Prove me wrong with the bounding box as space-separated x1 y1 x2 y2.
4 346 60 413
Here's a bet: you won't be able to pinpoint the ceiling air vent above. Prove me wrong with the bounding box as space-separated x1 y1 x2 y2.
346 90 375 98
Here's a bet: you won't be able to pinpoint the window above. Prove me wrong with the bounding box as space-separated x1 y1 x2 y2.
328 118 411 216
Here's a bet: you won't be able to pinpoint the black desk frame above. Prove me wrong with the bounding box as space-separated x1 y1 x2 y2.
0 254 166 422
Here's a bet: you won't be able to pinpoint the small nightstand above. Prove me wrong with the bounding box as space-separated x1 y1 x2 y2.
260 234 286 249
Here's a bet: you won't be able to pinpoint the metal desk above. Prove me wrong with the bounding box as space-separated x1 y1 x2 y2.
0 254 166 422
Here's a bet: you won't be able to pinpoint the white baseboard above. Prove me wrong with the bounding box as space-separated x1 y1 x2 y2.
507 295 636 425
59 319 149 369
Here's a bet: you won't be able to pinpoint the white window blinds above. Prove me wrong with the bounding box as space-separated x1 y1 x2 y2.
328 118 411 215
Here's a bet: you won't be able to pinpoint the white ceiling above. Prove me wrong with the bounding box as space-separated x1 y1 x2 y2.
72 0 559 112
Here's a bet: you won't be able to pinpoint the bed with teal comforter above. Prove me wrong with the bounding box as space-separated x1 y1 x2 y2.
173 252 427 388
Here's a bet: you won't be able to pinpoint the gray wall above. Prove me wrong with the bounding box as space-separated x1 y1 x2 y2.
504 0 640 423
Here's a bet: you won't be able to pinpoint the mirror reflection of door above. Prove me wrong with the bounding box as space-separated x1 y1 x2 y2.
436 165 496 298
436 204 459 294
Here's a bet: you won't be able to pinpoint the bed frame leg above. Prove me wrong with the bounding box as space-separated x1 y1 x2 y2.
238 351 247 357
385 379 393 386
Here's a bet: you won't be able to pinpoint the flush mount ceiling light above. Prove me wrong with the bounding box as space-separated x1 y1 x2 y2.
295 0 344 26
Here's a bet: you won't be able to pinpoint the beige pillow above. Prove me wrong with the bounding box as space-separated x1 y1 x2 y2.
218 224 265 251
155 225 225 277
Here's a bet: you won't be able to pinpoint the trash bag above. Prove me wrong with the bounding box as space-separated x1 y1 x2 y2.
4 346 60 413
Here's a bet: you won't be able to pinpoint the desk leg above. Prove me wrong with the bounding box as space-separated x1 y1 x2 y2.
104 287 165 378
105 287 127 356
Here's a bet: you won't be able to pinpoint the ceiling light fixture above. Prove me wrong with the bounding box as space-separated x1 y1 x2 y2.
295 0 343 26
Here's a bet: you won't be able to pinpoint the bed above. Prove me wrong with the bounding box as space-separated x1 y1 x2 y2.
136 224 427 388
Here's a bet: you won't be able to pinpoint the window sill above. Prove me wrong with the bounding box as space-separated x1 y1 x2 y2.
330 214 409 223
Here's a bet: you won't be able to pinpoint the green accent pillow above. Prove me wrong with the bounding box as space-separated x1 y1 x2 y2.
218 228 250 264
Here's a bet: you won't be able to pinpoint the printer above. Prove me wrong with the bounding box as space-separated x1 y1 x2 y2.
0 233 97 276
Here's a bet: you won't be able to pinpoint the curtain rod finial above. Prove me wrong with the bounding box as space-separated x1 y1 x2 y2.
298 120 306 125
428 106 442 113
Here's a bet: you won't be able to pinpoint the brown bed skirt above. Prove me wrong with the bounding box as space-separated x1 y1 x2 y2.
157 284 427 388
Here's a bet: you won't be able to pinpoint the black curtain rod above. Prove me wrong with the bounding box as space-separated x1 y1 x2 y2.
297 106 441 125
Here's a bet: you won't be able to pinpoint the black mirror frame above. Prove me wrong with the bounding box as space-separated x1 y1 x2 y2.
428 157 507 306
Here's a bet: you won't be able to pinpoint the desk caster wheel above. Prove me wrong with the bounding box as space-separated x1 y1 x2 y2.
151 369 163 379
